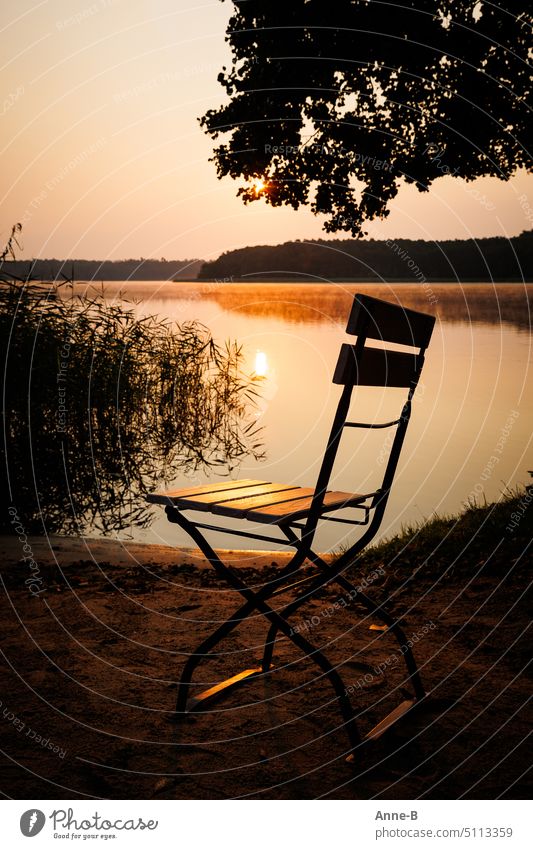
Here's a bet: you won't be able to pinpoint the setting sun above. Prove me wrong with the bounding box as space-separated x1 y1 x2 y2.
251 178 268 195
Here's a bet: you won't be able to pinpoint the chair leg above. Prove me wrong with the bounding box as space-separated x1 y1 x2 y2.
176 596 362 750
349 584 426 701
262 549 425 702
303 549 426 700
261 630 276 674
274 616 362 751
262 593 309 672
175 596 262 713
261 544 329 671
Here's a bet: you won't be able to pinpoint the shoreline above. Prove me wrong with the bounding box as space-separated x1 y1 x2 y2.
0 534 299 572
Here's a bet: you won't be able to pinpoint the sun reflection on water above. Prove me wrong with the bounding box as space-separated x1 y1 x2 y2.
254 350 268 377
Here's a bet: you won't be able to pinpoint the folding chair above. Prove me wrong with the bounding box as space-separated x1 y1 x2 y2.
148 293 436 757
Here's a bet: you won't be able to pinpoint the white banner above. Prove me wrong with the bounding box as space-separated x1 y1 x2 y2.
2 800 529 848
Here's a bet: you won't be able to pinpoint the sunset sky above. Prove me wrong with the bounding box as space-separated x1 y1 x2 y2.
2 0 532 262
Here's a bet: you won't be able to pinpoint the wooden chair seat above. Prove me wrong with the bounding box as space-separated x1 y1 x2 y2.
147 478 369 524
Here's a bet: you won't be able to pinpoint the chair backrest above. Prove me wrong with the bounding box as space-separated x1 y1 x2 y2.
333 293 435 387
346 292 435 347
305 293 435 535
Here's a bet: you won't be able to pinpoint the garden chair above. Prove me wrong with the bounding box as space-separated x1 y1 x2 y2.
148 293 436 757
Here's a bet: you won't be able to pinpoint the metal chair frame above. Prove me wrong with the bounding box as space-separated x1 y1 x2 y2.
149 293 436 757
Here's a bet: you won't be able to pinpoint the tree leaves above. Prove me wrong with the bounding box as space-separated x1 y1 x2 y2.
200 1 531 235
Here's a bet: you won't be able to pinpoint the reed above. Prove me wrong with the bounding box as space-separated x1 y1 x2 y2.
1 269 264 534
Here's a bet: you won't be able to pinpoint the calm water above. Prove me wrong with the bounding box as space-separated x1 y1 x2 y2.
75 281 533 552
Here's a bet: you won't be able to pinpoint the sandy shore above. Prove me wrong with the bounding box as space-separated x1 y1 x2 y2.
0 533 299 571
0 532 530 799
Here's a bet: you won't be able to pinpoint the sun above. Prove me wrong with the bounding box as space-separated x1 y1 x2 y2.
251 177 268 195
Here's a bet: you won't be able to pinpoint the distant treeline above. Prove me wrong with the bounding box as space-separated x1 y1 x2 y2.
198 232 533 282
1 258 204 281
4 232 532 283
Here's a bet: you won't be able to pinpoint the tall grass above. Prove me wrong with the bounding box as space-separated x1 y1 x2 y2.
1 271 264 534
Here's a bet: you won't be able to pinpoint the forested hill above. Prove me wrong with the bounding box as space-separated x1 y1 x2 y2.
2 258 204 281
198 232 533 282
5 233 532 282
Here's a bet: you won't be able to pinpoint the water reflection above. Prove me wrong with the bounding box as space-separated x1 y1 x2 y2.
254 351 268 377
171 282 532 332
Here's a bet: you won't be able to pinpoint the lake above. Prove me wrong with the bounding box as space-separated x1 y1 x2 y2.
74 281 533 552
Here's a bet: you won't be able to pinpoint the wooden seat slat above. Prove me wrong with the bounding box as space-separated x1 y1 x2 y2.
248 491 369 524
146 479 267 505
171 482 299 512
212 487 315 519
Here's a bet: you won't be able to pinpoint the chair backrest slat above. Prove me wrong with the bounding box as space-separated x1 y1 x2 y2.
347 293 435 348
333 344 420 387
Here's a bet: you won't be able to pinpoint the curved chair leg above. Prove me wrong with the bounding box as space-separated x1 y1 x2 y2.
176 596 263 713
262 548 425 702
167 502 306 707
261 544 331 672
177 589 362 750
350 585 426 700
262 591 312 672
302 547 426 700
266 609 362 751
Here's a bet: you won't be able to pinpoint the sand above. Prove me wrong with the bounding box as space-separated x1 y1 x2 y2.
0 534 530 799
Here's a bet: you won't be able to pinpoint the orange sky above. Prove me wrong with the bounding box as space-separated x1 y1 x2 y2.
1 0 532 262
